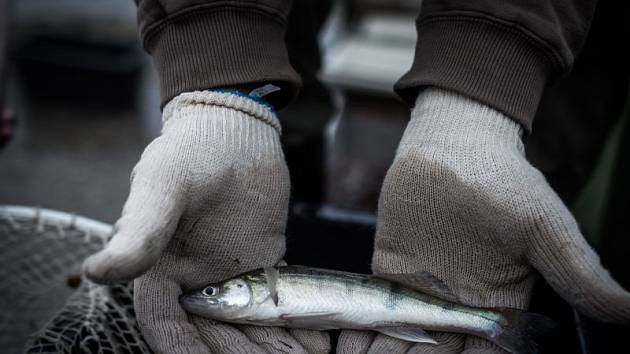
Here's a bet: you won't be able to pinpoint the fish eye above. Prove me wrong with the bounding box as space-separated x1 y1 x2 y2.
202 286 217 297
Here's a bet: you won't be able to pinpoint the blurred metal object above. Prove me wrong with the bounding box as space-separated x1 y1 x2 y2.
320 13 416 94
279 0 334 205
323 90 408 211
351 0 422 10
10 0 142 110
320 9 415 212
17 37 143 73
346 0 422 33
12 0 137 46
11 0 142 77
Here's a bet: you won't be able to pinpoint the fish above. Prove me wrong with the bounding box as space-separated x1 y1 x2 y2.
180 266 554 354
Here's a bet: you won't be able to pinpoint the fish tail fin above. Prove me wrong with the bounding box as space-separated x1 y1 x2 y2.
492 308 555 354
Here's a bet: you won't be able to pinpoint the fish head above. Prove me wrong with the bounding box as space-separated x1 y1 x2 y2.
180 277 254 320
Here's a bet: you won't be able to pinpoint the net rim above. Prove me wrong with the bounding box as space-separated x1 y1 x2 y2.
0 205 113 240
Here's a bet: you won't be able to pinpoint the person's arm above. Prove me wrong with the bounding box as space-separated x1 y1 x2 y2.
338 1 630 353
395 0 596 133
83 1 331 353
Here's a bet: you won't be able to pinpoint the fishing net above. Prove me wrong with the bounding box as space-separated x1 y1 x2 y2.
0 206 151 353
25 281 151 354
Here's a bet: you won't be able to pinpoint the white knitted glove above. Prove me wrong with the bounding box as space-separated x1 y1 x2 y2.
83 91 330 354
338 88 630 353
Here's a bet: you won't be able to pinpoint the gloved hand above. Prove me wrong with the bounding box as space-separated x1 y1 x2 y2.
338 88 630 353
83 91 330 354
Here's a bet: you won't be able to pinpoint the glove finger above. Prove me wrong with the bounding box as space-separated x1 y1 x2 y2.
406 332 464 354
83 140 187 284
461 335 508 354
336 330 375 354
134 276 210 354
528 200 630 322
192 318 268 354
239 325 307 354
367 334 413 354
289 328 331 354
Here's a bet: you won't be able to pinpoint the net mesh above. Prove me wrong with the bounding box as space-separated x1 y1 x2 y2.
0 206 151 354
25 281 151 354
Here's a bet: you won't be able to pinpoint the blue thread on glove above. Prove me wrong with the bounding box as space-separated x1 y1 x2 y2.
211 89 276 113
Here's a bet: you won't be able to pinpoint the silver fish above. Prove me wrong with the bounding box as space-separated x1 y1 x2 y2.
180 266 553 354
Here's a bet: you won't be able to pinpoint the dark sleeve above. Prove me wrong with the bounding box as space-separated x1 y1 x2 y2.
135 0 300 109
395 0 597 133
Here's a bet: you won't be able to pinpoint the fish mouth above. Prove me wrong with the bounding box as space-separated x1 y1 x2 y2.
179 293 219 315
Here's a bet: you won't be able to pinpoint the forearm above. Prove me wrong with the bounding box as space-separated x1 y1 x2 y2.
135 0 300 109
396 0 597 133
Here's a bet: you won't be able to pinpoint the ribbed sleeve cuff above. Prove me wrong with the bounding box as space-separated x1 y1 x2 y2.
145 7 301 110
395 15 559 134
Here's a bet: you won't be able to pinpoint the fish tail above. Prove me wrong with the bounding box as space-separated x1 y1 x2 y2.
491 308 555 354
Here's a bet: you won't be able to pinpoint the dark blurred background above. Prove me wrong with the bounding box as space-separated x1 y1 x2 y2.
0 0 628 353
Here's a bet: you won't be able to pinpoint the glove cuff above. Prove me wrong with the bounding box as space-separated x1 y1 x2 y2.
404 88 524 153
162 90 282 134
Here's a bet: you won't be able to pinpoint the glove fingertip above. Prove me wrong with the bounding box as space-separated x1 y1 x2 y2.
82 243 157 284
82 251 117 284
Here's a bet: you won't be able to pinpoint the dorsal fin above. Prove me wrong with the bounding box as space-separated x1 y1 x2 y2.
373 271 459 303
263 267 280 306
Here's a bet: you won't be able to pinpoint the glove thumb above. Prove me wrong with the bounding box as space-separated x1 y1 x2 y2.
83 144 186 284
529 202 630 323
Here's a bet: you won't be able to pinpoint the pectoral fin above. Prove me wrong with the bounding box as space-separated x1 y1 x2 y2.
263 267 280 306
279 312 340 330
374 325 438 344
